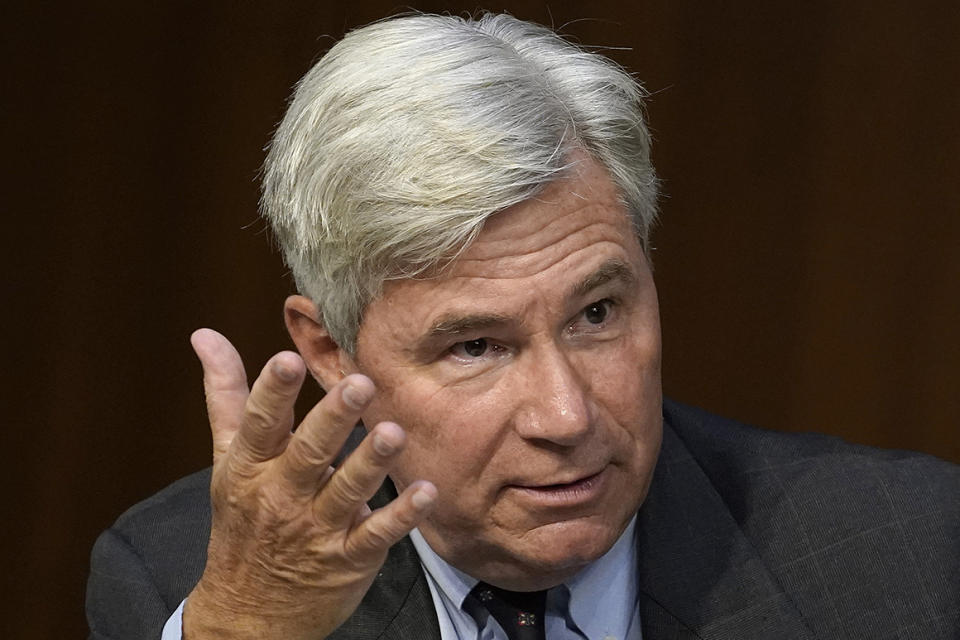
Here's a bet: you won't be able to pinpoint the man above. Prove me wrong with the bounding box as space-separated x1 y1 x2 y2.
87 12 959 640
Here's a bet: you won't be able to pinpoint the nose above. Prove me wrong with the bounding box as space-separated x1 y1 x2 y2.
513 342 595 447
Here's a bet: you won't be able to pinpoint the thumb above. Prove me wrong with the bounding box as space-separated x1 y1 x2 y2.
190 328 249 464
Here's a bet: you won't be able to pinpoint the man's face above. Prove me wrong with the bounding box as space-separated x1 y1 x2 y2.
351 156 662 590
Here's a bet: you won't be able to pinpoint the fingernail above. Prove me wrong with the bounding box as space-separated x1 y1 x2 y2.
412 486 436 510
372 432 397 456
274 362 297 382
342 381 372 409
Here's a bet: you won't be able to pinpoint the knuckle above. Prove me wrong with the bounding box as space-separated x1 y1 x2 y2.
256 486 299 527
244 395 276 429
327 471 367 507
213 476 300 531
347 520 395 560
221 453 255 484
365 521 396 548
286 435 336 471
315 407 353 436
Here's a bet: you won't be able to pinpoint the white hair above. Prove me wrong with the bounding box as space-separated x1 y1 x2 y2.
261 12 658 353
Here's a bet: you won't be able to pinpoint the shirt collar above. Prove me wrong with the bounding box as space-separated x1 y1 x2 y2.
564 515 639 639
410 515 639 638
409 527 479 610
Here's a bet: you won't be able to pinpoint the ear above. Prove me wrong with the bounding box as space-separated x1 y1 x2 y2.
283 295 355 391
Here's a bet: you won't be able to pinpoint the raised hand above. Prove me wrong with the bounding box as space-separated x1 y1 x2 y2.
182 329 437 639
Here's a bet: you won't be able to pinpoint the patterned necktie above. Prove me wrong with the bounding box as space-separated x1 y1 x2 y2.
468 581 548 640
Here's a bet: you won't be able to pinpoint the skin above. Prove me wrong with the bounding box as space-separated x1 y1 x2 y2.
183 339 438 639
294 154 663 590
185 154 662 638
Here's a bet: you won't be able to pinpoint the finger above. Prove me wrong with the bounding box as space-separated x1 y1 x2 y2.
315 421 406 524
344 481 437 560
191 328 249 463
232 350 306 463
278 374 374 493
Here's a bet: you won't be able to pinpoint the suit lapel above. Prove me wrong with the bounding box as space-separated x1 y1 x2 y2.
636 422 816 640
375 563 442 640
328 476 442 640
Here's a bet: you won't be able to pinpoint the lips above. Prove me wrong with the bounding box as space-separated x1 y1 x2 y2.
517 469 604 489
507 466 609 507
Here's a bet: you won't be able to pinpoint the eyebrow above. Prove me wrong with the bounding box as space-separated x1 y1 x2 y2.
568 258 638 299
426 312 513 339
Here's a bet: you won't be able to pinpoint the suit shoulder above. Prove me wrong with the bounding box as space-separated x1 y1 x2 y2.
110 467 213 542
91 468 213 612
663 396 958 479
662 398 959 525
662 398 960 637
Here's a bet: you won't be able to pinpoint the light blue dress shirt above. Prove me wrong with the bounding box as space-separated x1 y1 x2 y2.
410 515 641 640
162 516 641 639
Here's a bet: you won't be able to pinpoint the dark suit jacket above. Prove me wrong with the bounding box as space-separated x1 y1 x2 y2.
87 399 960 639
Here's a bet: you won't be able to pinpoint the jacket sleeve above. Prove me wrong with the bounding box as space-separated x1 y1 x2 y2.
86 527 175 640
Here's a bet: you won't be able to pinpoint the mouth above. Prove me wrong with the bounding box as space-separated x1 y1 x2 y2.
508 467 608 507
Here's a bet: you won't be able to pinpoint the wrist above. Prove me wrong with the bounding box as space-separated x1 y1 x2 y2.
182 581 287 640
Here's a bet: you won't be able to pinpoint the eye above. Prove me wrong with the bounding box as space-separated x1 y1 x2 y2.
449 337 498 359
462 338 488 357
568 299 617 336
583 300 610 324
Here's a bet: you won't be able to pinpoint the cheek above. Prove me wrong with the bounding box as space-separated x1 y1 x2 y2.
362 378 511 496
585 331 662 451
588 326 661 397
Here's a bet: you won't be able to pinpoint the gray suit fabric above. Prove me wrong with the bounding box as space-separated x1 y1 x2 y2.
86 399 960 639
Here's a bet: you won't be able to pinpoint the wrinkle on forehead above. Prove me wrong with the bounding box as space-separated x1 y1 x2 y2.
457 160 637 278
359 155 645 349
454 229 634 282
456 212 634 277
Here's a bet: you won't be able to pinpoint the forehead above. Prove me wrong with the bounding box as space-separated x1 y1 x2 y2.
447 156 638 280
356 156 644 349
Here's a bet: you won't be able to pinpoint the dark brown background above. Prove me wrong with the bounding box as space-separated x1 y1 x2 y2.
5 1 958 636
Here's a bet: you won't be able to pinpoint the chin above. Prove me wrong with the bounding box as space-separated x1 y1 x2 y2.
430 513 629 590
508 515 626 576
